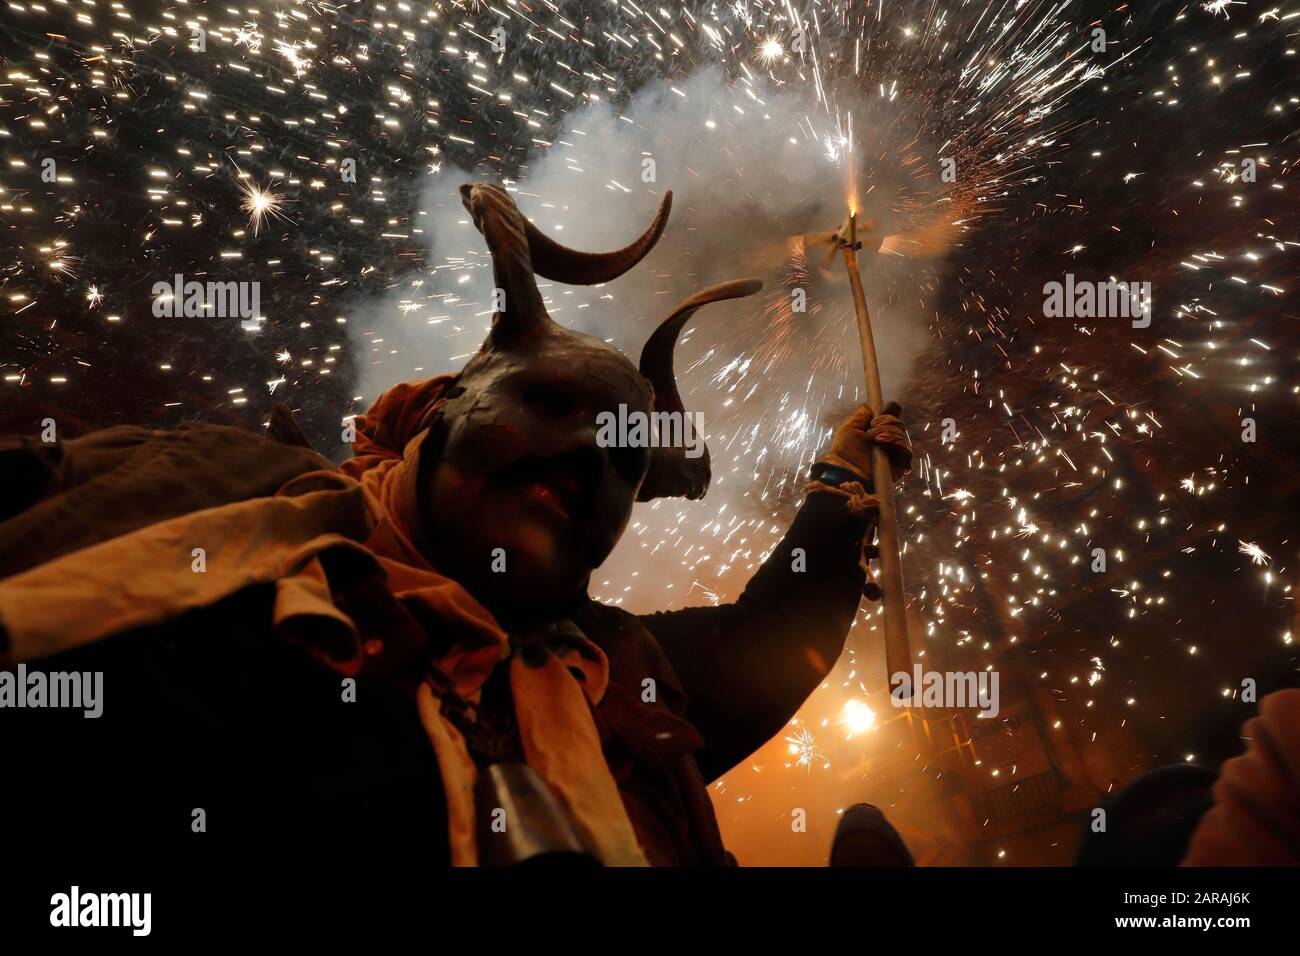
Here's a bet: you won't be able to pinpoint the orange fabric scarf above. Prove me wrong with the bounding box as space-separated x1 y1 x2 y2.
339 377 648 865
0 376 648 865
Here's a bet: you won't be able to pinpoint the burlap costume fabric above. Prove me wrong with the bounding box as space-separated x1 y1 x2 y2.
0 378 656 865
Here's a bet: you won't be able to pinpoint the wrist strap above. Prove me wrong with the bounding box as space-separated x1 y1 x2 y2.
810 462 871 491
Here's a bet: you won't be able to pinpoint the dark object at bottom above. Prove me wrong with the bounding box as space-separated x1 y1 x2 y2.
1075 764 1217 866
830 803 915 866
474 763 601 866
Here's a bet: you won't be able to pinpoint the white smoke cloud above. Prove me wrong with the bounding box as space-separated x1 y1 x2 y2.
349 67 944 611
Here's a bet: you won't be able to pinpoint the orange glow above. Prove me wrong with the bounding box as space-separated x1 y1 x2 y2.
840 698 877 734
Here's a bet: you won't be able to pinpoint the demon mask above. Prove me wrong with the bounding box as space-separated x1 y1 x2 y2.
420 183 761 613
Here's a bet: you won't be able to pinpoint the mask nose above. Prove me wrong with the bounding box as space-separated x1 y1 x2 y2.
521 378 649 487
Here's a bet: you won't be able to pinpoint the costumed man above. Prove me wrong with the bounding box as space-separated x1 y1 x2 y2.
0 184 911 866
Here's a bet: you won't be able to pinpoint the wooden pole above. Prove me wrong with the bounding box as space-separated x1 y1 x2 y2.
837 211 913 684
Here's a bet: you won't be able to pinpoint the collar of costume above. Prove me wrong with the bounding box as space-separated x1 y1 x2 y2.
338 374 643 864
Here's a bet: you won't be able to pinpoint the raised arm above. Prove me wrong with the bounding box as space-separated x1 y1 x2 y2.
639 403 911 782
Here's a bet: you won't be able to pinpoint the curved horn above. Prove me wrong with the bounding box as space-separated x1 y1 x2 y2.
525 191 672 285
460 182 552 343
636 277 763 501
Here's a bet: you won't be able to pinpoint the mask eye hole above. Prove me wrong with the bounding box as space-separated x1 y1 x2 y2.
609 443 649 486
522 381 578 418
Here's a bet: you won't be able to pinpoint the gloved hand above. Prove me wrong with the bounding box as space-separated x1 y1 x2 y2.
814 401 912 487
